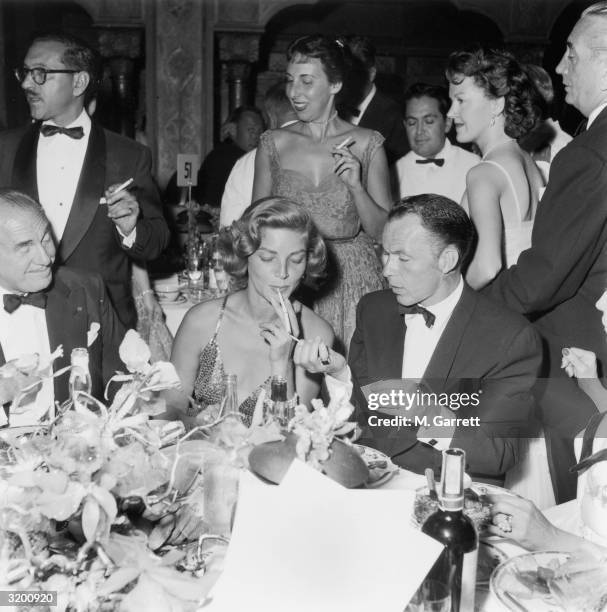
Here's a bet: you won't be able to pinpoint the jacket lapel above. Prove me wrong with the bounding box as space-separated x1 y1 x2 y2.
58 123 106 262
422 284 476 393
12 124 40 200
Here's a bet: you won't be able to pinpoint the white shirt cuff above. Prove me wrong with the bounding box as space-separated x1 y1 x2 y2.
118 227 137 248
325 365 353 400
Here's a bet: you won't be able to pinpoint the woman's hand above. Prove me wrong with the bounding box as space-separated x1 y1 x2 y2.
293 336 347 378
259 291 300 375
332 146 363 192
562 347 598 379
486 494 561 550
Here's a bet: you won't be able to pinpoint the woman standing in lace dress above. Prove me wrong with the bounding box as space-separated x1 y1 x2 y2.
446 48 545 290
252 34 392 352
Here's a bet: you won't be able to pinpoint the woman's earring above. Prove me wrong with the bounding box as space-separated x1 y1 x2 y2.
490 115 496 127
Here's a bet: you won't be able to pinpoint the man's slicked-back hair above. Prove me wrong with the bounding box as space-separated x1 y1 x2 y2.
0 189 48 227
388 194 476 270
404 82 451 118
29 31 101 103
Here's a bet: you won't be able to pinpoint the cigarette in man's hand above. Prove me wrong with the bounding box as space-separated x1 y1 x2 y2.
99 177 134 205
335 136 354 150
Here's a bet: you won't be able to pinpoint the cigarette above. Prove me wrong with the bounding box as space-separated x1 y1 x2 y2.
335 136 354 150
99 177 134 205
276 289 291 335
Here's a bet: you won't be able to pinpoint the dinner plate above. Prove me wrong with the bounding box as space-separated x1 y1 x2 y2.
157 294 187 306
412 481 513 534
491 551 571 611
354 444 399 488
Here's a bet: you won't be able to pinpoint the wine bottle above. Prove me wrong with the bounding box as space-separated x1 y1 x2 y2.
421 448 478 612
69 347 92 401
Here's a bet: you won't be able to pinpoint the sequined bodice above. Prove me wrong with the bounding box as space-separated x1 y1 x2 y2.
192 296 269 426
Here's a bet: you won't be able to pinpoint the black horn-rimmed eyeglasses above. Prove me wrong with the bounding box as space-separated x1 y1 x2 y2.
14 67 78 85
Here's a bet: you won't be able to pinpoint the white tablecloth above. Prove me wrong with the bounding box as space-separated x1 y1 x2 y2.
159 297 193 336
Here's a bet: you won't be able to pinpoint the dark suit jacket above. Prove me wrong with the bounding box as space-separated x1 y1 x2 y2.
0 122 170 328
348 285 542 484
483 107 607 502
0 267 125 414
358 90 409 165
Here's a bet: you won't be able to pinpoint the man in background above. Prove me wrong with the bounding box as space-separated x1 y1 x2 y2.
342 35 409 166
395 83 479 203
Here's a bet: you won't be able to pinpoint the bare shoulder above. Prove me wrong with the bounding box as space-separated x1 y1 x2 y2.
176 296 225 342
299 305 334 344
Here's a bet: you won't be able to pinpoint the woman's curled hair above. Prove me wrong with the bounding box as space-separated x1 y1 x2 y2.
446 48 542 139
218 197 327 288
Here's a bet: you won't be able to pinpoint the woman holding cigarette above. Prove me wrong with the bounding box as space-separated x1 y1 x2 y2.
170 198 336 426
252 34 392 351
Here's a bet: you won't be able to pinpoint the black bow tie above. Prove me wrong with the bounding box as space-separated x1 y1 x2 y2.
399 304 436 328
3 292 47 314
416 158 445 167
40 124 84 139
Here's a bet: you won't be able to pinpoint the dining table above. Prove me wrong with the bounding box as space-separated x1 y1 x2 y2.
197 459 584 612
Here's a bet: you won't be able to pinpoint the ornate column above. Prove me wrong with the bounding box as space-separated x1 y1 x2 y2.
216 32 261 120
146 0 209 188
96 29 142 138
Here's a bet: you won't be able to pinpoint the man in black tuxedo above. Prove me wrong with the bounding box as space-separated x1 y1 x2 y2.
298 195 541 483
0 190 124 427
342 36 409 166
0 32 170 329
483 3 607 503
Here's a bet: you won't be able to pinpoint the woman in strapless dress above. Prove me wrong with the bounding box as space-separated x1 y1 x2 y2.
252 34 392 352
446 48 545 290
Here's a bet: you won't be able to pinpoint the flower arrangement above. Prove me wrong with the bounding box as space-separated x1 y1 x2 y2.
0 331 217 611
289 384 357 470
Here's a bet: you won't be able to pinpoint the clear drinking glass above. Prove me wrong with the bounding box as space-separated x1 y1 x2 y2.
406 580 451 612
203 448 239 536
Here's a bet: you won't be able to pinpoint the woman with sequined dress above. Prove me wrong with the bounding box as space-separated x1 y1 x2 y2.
169 197 334 426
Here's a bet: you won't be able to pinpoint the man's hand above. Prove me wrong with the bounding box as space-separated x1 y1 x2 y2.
293 336 348 379
105 182 139 237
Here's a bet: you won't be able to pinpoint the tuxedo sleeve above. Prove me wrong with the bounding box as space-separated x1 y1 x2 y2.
484 144 607 313
348 298 370 421
450 323 542 478
127 146 170 261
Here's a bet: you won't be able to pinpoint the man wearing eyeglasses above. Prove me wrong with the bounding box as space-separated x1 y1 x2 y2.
0 32 169 329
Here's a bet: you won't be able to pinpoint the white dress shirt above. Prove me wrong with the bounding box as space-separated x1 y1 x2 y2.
395 139 479 204
402 278 464 380
587 102 607 129
0 286 54 426
37 109 91 243
351 84 376 126
220 149 257 227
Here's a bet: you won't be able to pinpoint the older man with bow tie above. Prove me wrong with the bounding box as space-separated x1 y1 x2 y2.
0 190 124 427
296 194 541 483
0 32 169 329
395 83 479 204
